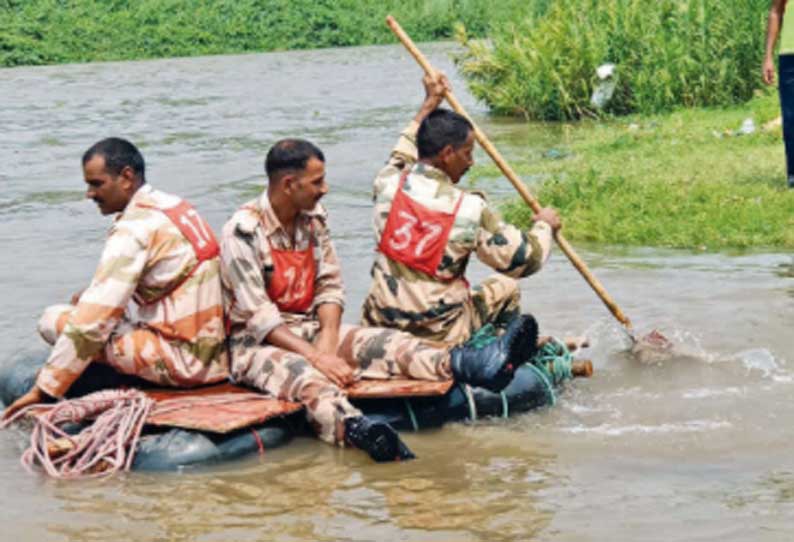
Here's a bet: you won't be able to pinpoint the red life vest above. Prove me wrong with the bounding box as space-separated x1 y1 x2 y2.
266 240 316 313
161 200 220 261
378 169 464 278
136 199 220 306
234 204 318 315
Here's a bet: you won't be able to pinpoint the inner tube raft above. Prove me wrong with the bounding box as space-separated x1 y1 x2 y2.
0 348 571 471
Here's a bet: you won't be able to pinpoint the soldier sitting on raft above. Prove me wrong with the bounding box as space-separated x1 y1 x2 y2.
2 138 229 419
219 138 539 463
361 73 562 346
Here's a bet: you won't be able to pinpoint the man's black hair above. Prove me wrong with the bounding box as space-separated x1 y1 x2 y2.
417 108 473 159
265 138 325 179
82 137 146 183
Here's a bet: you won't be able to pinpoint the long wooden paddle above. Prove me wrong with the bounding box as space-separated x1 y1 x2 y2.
386 15 638 341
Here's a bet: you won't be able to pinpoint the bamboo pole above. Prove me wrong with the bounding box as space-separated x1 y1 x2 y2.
386 15 634 336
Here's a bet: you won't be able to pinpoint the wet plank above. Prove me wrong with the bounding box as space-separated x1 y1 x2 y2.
145 384 302 434
141 378 455 433
346 379 454 399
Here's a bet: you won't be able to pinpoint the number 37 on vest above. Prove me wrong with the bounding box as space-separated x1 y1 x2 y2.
378 170 463 278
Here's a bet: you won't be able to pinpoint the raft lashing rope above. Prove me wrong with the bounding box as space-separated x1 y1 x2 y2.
0 389 153 479
0 390 275 479
457 325 575 414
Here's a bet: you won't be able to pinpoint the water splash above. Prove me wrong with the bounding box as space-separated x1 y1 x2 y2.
734 348 782 378
560 419 732 436
629 327 721 365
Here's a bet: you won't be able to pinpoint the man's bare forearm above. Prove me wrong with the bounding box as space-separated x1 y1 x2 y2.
316 302 342 336
413 73 449 124
266 324 319 361
766 0 785 59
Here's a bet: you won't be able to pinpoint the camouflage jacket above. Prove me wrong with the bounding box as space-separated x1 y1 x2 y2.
360 120 553 343
220 192 345 343
37 185 229 398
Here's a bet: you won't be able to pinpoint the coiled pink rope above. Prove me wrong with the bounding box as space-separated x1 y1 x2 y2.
1 389 153 479
2 389 278 478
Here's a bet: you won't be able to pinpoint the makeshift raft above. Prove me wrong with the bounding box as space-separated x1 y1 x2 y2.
0 344 590 472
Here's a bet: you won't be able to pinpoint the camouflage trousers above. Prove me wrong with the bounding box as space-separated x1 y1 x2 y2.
229 322 453 445
38 304 228 388
467 274 522 340
363 273 521 347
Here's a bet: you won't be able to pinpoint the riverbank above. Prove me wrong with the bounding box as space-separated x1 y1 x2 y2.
2 45 793 542
486 92 794 250
3 2 791 251
0 0 530 67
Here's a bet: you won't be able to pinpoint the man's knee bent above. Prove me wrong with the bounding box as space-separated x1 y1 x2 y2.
37 304 74 345
478 275 520 304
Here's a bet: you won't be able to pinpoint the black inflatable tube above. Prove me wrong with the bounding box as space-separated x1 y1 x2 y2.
356 365 554 431
132 418 300 471
0 350 555 471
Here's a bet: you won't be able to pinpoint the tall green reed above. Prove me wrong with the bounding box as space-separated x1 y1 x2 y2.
457 0 769 120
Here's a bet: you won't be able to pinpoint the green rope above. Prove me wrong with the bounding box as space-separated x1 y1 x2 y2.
500 391 509 419
466 323 499 349
468 325 574 386
462 325 576 410
531 339 574 386
463 384 478 422
524 362 556 406
403 398 419 432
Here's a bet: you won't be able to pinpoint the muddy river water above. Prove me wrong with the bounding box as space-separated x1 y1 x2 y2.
0 43 792 541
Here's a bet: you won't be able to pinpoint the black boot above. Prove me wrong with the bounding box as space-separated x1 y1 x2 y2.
450 314 539 392
344 416 416 463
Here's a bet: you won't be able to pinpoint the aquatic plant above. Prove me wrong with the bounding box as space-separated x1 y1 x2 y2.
456 0 769 120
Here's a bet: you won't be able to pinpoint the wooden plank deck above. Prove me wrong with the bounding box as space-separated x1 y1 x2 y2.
143 379 455 433
145 384 302 434
346 379 454 399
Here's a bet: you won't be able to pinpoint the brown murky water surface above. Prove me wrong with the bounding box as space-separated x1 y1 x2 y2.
1 43 792 541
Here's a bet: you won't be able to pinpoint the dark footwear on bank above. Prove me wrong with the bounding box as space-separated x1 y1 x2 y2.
449 314 539 393
788 176 794 189
344 416 416 462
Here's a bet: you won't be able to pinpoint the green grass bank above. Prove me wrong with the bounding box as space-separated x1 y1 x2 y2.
0 0 529 67
457 0 769 120
480 92 794 250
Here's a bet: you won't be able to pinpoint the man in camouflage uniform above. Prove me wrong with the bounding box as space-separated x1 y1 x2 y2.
3 138 228 419
361 74 562 346
220 139 537 462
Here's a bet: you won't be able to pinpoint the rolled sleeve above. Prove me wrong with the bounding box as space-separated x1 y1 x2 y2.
374 121 421 202
387 120 420 169
220 223 284 344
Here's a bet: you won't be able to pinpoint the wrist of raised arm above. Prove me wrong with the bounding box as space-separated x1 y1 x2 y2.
415 108 434 123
